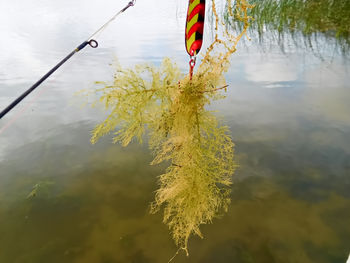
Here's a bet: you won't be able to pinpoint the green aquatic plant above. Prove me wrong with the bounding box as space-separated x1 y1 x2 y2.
26 181 55 199
85 0 253 255
89 56 236 254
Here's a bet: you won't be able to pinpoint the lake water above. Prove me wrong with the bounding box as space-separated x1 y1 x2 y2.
0 0 349 262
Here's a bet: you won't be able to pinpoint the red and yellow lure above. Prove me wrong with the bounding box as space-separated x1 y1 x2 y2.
185 0 206 78
185 0 206 56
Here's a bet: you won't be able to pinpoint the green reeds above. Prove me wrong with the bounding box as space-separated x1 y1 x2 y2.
227 0 350 53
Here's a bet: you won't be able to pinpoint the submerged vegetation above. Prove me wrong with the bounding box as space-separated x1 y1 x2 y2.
84 0 253 255
227 0 350 53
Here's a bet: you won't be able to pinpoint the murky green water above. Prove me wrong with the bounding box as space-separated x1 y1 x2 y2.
1 0 350 262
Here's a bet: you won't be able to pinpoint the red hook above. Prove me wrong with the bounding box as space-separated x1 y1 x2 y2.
189 56 196 80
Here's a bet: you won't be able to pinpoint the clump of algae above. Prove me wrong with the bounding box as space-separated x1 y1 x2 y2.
87 0 253 256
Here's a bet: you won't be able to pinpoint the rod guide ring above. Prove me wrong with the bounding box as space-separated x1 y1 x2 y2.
88 39 98 48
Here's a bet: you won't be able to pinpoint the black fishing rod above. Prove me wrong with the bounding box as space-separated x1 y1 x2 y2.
0 0 136 120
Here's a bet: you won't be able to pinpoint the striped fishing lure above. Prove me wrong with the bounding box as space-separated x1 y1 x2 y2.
185 0 206 56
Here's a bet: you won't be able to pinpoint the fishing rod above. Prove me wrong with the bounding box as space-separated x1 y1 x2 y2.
0 0 136 120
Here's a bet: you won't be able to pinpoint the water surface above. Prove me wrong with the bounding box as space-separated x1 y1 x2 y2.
0 0 349 262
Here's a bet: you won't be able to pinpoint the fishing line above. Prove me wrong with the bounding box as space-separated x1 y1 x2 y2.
0 0 136 121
